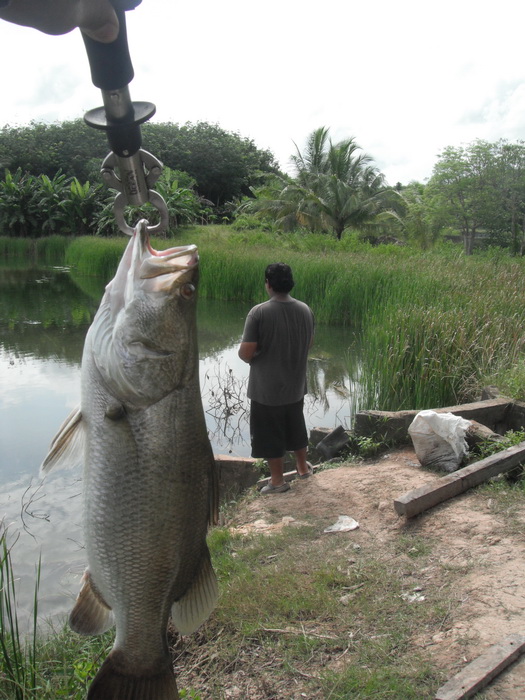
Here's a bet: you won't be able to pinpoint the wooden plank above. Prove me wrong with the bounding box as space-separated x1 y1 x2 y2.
435 633 525 700
394 441 525 518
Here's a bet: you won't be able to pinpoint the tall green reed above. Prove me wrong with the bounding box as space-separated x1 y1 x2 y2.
0 235 68 266
6 227 525 412
65 236 127 278
35 236 69 265
355 255 525 411
0 533 40 699
0 236 34 259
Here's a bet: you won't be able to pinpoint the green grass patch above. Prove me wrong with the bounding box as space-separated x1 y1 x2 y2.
181 519 449 697
0 235 69 265
0 529 203 699
34 235 70 264
320 661 440 700
395 534 432 559
0 490 461 699
65 236 127 278
0 236 36 260
0 530 112 700
5 226 525 415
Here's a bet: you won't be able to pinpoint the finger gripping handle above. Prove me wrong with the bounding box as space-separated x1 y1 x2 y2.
82 7 133 90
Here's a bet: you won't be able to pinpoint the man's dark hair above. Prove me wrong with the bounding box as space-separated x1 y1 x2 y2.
265 262 295 293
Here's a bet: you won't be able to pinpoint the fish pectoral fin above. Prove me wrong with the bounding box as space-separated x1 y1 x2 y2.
69 570 115 636
40 406 85 474
171 548 218 636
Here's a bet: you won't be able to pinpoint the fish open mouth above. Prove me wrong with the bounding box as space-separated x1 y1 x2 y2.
132 220 199 285
146 238 198 266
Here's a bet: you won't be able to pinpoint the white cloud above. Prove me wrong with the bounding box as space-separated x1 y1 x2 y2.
1 0 525 184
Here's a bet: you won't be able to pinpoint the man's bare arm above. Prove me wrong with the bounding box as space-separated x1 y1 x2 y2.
238 342 257 364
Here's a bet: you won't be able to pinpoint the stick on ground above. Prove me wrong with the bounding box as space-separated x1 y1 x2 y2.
434 633 525 700
394 442 525 518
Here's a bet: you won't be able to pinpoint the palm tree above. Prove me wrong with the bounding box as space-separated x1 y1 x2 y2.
244 127 392 239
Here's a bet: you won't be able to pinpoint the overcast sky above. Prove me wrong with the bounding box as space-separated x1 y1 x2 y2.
0 0 524 185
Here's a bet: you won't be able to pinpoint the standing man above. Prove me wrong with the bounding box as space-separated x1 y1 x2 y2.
238 262 315 494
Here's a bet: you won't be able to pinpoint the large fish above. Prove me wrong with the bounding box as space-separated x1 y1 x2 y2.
42 220 219 700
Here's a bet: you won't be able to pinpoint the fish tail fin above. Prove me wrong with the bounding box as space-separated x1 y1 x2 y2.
87 652 178 700
69 570 114 635
171 546 218 636
40 406 85 474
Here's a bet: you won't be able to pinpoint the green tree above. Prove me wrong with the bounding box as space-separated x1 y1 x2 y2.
244 127 392 239
142 121 279 208
0 169 38 236
0 121 106 181
426 140 525 254
380 181 443 250
427 145 483 255
0 120 279 209
491 141 525 253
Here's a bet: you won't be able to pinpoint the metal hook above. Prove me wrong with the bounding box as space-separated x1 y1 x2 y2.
113 189 169 236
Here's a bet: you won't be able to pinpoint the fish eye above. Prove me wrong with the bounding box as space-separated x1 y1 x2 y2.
180 283 195 300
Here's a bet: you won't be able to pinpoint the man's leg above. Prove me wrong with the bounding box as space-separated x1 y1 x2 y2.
286 400 311 477
267 456 286 486
294 447 310 477
251 401 286 485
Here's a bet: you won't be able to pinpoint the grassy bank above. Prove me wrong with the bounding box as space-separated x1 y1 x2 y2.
0 507 446 699
3 228 525 698
169 227 525 411
4 227 525 411
0 531 116 699
0 235 70 264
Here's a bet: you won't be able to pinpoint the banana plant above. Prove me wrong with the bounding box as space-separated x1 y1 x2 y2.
0 169 39 237
58 178 105 236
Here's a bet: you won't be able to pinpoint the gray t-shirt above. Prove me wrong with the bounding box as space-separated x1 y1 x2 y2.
241 297 315 406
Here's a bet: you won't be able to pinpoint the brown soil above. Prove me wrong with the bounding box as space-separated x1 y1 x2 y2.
177 448 525 699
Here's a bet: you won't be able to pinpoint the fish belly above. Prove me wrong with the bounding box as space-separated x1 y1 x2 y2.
82 353 213 671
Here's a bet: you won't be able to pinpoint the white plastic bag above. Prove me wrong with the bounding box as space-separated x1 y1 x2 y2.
323 516 360 533
408 410 471 473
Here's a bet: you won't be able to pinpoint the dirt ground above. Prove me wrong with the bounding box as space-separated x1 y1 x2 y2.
226 448 525 699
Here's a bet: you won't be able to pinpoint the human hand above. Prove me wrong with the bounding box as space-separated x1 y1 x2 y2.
0 0 120 43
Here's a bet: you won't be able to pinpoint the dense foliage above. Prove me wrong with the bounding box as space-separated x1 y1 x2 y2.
0 119 279 207
423 139 525 254
0 166 220 237
142 122 279 206
6 226 521 412
241 127 396 239
0 169 105 237
2 118 525 251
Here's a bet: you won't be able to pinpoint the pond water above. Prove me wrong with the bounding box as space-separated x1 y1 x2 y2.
0 265 361 625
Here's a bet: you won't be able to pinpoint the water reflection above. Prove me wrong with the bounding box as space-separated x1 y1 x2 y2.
0 265 359 623
1 473 85 629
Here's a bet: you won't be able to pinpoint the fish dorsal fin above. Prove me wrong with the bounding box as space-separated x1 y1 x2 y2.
171 548 218 636
40 406 85 474
69 570 115 636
